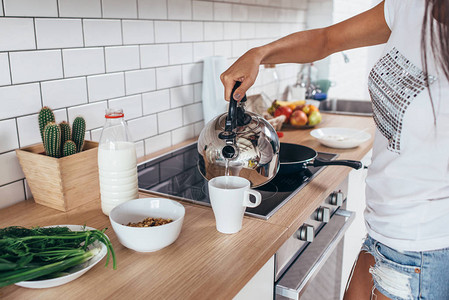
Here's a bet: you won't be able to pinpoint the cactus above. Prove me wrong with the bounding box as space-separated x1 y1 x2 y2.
62 140 77 157
38 107 55 143
72 117 86 153
59 121 71 154
43 122 61 158
37 107 87 157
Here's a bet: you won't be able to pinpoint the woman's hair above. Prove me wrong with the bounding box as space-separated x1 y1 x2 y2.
421 0 449 82
421 0 448 121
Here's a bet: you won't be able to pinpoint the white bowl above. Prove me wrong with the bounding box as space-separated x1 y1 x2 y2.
310 127 371 149
109 198 185 252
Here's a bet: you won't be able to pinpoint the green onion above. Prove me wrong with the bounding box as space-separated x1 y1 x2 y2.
0 226 117 287
0 248 99 287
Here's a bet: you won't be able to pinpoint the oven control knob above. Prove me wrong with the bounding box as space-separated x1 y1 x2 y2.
330 191 344 206
296 224 314 242
316 207 330 223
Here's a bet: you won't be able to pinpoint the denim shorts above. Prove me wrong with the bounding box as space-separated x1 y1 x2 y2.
362 235 449 300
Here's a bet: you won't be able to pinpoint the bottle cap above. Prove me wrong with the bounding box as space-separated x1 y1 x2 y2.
105 108 124 118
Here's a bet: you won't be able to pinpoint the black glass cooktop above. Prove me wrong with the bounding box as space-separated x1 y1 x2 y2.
137 142 337 220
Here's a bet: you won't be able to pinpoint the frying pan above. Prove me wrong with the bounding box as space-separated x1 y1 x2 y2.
279 142 362 174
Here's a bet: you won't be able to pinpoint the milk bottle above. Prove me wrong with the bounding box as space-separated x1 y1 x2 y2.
98 108 139 216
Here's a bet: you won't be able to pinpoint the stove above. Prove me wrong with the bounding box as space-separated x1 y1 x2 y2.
137 142 338 220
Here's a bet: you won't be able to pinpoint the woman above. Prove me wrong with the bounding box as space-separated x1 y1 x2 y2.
220 1 449 299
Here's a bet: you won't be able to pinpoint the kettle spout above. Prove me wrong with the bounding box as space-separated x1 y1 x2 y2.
222 144 237 159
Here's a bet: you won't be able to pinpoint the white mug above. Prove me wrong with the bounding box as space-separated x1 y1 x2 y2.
208 176 262 234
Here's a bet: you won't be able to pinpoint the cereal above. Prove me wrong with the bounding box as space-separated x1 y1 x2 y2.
125 217 173 227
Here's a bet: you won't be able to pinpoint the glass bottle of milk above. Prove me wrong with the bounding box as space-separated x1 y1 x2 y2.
98 108 139 216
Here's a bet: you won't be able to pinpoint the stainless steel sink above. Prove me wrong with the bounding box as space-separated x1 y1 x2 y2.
319 99 373 116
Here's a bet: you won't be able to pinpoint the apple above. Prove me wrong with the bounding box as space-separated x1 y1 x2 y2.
302 105 311 115
274 106 293 122
308 111 322 126
293 104 305 112
290 110 308 126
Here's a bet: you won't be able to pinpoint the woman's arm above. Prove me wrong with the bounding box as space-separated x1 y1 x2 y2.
220 0 391 101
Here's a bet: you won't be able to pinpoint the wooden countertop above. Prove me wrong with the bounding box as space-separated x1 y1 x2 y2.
0 113 375 300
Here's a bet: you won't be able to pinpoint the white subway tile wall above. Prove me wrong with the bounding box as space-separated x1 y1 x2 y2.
41 77 88 109
83 19 122 47
122 20 155 45
0 53 11 86
35 19 83 49
157 108 183 133
87 72 125 102
0 119 19 153
156 65 183 89
104 46 140 72
172 124 195 145
142 89 170 115
62 48 106 77
0 0 308 208
170 85 194 108
154 21 181 43
140 44 169 68
58 0 102 18
168 43 193 65
10 50 63 84
192 1 213 20
3 0 58 17
102 0 138 19
144 132 172 154
109 95 142 120
125 69 156 95
181 21 204 42
138 0 168 19
0 18 35 51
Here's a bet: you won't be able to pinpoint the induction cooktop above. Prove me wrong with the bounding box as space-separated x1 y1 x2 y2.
137 142 337 220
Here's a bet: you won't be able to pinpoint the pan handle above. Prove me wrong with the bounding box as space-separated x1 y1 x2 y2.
309 157 363 169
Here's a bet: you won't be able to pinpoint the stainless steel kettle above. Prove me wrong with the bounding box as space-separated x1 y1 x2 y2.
197 82 280 187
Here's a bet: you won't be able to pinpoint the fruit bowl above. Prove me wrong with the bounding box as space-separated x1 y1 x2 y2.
267 100 322 129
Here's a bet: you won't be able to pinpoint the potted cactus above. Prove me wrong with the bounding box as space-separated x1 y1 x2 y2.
15 107 100 212
38 106 86 158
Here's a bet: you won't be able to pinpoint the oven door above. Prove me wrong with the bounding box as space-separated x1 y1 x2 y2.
275 209 355 300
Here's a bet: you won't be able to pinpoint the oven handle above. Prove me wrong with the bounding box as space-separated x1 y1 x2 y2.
275 209 356 300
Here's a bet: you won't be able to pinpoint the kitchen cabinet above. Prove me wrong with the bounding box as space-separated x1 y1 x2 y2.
340 150 372 298
0 113 374 300
233 256 274 300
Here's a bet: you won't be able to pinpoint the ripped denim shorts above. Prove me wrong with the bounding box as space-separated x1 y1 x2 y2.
362 235 449 300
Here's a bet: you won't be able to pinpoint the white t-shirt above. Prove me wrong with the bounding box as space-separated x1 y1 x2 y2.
364 0 449 251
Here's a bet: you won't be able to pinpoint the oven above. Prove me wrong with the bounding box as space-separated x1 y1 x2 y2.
275 177 355 300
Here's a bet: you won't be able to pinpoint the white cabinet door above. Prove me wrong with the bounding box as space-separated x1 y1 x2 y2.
340 150 372 298
233 256 274 300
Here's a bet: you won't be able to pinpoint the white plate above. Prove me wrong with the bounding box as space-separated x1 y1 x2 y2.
15 225 107 289
310 127 371 149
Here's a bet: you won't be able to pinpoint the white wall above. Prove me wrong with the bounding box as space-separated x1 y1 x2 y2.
307 0 384 101
0 0 309 208
328 0 384 101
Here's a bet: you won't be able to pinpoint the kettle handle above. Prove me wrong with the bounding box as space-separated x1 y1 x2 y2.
225 81 241 132
219 81 247 141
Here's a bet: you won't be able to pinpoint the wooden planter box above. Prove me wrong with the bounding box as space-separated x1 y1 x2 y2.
15 141 100 212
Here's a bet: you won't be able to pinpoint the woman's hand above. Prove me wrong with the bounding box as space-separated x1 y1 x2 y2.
220 47 264 101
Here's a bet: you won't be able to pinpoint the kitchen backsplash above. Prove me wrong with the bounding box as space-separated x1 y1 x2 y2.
0 0 309 208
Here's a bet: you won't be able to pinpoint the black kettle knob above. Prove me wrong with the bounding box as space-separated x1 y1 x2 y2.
218 81 242 140
218 81 252 141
